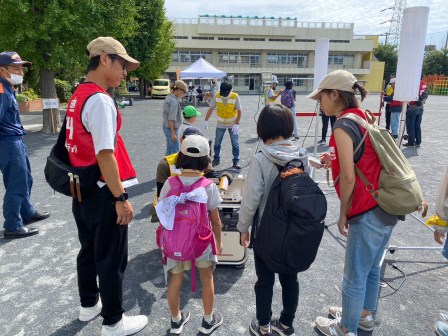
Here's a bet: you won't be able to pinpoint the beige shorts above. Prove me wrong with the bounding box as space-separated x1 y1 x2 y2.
169 260 213 274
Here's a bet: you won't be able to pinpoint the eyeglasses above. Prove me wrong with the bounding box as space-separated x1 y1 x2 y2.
108 55 127 71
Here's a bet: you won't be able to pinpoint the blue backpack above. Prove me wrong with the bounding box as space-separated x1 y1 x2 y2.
281 89 295 108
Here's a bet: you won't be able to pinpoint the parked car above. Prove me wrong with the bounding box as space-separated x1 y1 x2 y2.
151 79 171 98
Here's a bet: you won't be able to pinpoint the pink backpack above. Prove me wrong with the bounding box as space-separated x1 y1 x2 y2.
156 176 216 291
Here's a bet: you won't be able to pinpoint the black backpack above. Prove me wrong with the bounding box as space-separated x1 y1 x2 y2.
252 159 327 274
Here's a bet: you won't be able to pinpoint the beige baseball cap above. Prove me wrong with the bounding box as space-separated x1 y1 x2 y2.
87 36 140 71
181 135 210 158
307 70 358 100
173 80 188 92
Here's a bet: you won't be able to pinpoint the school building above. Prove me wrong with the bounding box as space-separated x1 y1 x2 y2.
165 15 385 94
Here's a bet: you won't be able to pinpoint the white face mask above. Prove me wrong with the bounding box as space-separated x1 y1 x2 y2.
7 73 23 86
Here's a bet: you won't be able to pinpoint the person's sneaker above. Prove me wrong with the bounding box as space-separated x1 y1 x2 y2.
403 134 409 140
232 163 242 170
101 315 148 336
440 312 448 323
198 311 223 334
415 143 421 148
402 142 415 147
79 298 102 322
170 310 190 335
249 317 273 336
271 317 295 336
24 211 50 225
318 139 326 144
436 321 448 336
328 306 374 331
212 160 220 167
315 316 356 336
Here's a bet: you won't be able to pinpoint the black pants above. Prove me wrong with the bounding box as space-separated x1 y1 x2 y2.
385 104 391 130
254 252 299 327
321 114 337 141
72 185 128 325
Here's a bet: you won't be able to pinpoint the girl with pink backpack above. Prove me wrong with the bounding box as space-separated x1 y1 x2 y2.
156 134 223 335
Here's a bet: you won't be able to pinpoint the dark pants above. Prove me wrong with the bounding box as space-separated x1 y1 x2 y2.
72 185 128 326
405 108 424 145
385 104 391 130
254 252 299 327
321 115 337 141
0 136 35 231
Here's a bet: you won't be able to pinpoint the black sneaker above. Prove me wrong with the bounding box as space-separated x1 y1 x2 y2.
198 312 223 334
403 134 408 140
212 160 220 167
403 142 415 147
271 317 295 336
170 310 190 335
318 139 326 144
24 211 50 225
249 317 273 336
232 163 242 170
415 143 421 148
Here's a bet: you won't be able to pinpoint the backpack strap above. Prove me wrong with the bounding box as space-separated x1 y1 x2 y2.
333 112 370 186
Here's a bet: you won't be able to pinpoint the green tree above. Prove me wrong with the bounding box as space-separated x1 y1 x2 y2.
0 0 137 133
126 0 175 98
373 43 398 85
423 49 448 75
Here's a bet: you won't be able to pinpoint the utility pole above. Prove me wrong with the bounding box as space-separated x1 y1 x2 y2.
445 31 448 50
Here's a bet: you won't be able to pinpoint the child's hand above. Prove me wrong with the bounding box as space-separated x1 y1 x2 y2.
240 232 250 247
320 152 331 169
434 230 446 245
217 241 223 255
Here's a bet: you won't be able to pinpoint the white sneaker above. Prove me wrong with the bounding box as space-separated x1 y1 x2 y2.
79 298 102 322
101 315 148 336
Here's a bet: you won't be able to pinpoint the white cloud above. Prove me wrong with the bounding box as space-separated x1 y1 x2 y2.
165 0 448 47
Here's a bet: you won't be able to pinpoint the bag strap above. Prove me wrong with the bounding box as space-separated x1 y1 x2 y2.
333 112 370 186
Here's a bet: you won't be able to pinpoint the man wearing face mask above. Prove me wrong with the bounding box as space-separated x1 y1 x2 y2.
0 51 50 238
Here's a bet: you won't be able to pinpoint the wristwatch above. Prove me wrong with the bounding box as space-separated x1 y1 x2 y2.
114 192 128 202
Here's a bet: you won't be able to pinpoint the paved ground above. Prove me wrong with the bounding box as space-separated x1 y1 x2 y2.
1 93 448 336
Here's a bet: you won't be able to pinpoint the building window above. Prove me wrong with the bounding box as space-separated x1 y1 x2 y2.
328 54 354 68
330 40 350 43
217 37 241 41
268 38 292 42
243 37 265 41
218 52 239 63
295 39 315 42
172 51 212 63
192 36 215 40
174 36 188 39
267 53 308 67
239 52 261 66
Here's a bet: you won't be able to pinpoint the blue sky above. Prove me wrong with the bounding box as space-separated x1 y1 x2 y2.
165 0 448 49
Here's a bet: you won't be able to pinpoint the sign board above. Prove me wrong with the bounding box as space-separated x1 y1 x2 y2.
42 98 60 109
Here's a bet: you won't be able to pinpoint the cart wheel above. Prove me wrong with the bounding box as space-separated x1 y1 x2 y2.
235 263 246 269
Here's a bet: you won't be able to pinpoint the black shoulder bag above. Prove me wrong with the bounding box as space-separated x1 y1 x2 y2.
44 117 100 202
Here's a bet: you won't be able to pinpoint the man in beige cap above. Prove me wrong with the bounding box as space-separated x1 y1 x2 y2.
65 36 147 335
162 79 188 155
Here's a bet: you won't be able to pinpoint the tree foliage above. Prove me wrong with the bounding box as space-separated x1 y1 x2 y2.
0 0 137 132
126 0 175 97
373 43 398 84
423 49 448 76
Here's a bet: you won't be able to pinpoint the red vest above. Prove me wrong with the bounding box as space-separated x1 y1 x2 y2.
329 108 381 219
66 82 136 183
409 80 427 105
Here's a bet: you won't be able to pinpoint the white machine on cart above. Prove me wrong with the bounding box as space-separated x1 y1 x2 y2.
217 175 248 268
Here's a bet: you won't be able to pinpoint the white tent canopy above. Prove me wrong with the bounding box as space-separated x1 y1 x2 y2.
179 58 227 79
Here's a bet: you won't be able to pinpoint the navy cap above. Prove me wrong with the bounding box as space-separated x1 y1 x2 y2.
0 52 32 67
182 126 203 137
219 82 232 97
